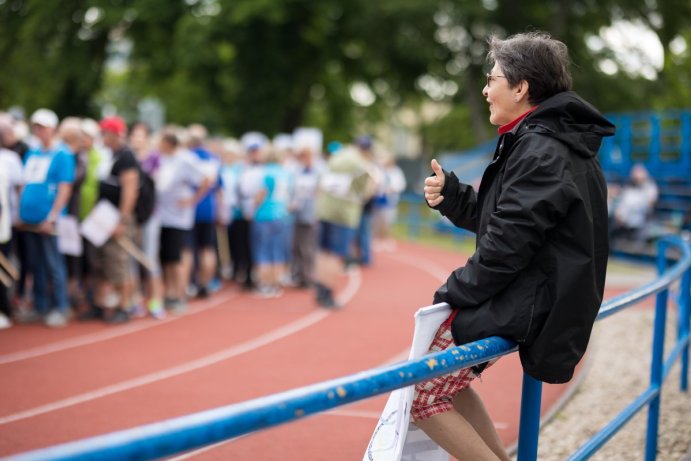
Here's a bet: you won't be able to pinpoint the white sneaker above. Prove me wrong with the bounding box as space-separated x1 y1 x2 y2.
44 311 68 328
0 313 12 329
253 285 274 298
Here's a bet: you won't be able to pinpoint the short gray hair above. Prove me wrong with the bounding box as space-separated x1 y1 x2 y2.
487 32 572 105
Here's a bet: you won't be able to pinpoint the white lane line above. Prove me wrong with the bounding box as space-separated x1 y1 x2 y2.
168 348 410 459
0 291 240 365
0 268 362 426
166 250 473 459
386 251 449 282
0 311 329 425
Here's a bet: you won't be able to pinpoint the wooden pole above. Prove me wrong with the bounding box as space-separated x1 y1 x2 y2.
116 237 156 273
0 252 19 280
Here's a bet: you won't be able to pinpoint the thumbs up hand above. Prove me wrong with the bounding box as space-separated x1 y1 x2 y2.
424 159 445 207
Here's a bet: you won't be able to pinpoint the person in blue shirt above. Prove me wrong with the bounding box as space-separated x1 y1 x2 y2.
187 124 222 298
252 147 293 297
18 109 75 328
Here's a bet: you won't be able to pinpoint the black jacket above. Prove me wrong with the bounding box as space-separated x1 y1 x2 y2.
432 91 614 383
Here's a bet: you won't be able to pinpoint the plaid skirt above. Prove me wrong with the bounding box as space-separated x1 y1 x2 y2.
410 314 493 422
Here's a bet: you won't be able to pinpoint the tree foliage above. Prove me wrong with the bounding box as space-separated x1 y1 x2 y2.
0 0 689 151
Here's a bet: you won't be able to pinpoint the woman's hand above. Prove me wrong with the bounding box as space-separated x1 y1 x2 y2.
424 159 445 207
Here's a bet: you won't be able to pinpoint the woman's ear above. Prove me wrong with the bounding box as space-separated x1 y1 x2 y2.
514 80 530 103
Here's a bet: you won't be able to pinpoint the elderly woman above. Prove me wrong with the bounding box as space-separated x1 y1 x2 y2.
419 32 614 459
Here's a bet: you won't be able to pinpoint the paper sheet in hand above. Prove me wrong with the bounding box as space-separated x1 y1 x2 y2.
80 200 120 247
56 215 82 256
363 303 452 461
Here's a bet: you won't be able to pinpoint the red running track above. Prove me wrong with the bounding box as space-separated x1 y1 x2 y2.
0 241 624 460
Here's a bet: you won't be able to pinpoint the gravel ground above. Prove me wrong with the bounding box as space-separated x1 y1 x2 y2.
529 287 691 461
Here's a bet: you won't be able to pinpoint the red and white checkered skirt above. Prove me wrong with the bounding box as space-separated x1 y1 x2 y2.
410 315 493 422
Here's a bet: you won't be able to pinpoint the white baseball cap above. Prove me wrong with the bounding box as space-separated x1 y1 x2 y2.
80 118 101 140
30 108 59 129
241 131 268 152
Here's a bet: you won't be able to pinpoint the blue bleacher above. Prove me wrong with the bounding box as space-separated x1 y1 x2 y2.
600 110 691 236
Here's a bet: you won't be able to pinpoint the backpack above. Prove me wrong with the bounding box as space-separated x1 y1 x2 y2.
99 167 156 224
134 170 156 224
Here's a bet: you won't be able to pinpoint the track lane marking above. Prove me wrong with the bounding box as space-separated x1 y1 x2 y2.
0 269 361 426
162 250 444 459
0 291 240 365
165 345 411 460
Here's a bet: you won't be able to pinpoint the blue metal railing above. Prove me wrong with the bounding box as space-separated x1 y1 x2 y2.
10 236 691 461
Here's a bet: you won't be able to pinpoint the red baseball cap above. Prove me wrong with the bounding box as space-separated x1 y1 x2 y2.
99 116 127 137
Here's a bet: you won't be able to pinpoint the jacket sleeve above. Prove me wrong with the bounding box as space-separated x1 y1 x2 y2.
434 144 574 306
431 170 479 233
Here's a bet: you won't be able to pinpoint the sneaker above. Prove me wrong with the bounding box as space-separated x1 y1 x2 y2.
186 285 198 298
318 295 341 309
269 286 284 298
253 285 275 298
44 311 68 328
104 308 130 324
128 303 147 319
77 306 104 321
0 313 12 329
316 287 341 309
147 300 166 320
197 286 209 299
15 309 42 324
163 297 177 310
208 278 221 293
168 299 188 315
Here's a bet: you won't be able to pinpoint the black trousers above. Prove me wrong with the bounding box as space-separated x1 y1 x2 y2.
228 219 254 288
0 241 12 316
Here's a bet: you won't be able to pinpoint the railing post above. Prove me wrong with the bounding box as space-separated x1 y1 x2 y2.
645 240 670 461
516 373 543 461
680 267 691 392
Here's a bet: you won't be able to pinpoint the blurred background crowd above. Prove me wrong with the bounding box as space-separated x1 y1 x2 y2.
1 1 690 329
0 109 407 328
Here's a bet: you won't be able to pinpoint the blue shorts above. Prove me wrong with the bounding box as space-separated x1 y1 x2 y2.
252 220 288 264
318 221 356 258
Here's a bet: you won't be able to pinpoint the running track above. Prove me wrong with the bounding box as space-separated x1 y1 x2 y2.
0 241 639 460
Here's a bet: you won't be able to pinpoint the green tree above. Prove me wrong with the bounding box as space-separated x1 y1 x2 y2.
1 0 689 147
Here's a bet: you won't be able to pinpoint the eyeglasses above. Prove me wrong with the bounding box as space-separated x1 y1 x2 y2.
486 73 507 87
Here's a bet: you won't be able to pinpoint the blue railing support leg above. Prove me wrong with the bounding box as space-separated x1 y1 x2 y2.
680 269 690 392
516 373 543 461
645 241 670 461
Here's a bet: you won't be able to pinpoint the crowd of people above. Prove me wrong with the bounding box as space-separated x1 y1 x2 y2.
0 109 407 329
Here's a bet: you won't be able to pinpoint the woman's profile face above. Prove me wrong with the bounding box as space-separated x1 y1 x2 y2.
482 63 520 126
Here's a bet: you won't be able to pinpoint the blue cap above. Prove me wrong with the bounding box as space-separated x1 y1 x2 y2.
327 141 342 155
355 135 373 150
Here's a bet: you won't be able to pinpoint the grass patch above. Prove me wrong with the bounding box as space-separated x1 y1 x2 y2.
392 223 475 254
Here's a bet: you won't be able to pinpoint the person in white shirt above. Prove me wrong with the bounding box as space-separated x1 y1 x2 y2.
609 163 659 244
372 152 407 250
156 131 211 312
0 146 23 328
228 138 265 289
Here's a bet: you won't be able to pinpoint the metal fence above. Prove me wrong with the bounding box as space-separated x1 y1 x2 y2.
11 235 691 461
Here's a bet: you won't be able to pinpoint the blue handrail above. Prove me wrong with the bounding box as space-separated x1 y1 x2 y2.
10 236 691 461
